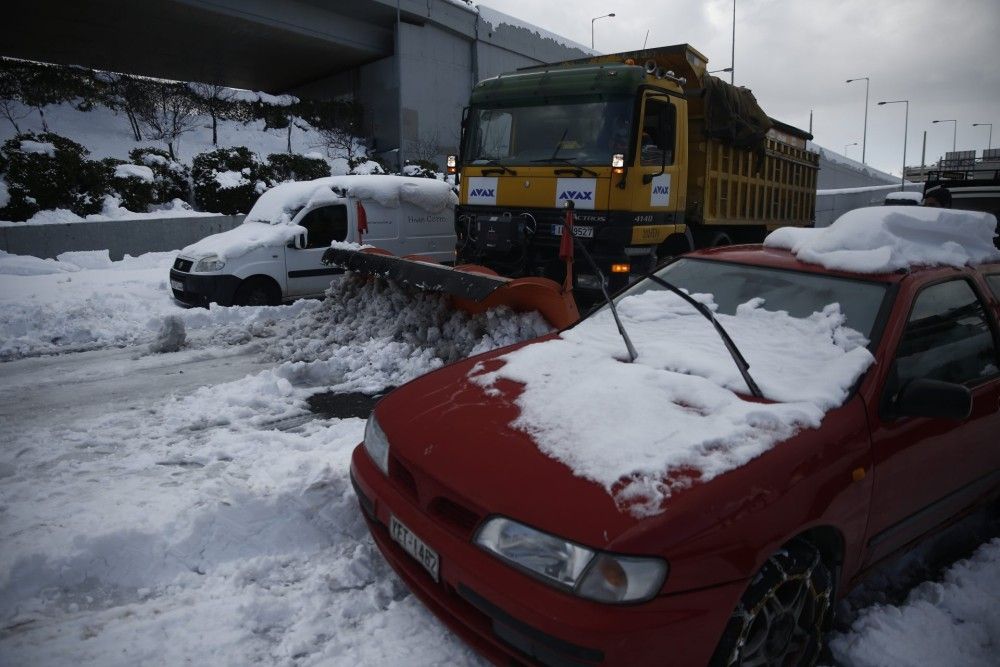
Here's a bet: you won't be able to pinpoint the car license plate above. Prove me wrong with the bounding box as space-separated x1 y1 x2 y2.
551 224 594 238
390 515 439 582
170 279 184 291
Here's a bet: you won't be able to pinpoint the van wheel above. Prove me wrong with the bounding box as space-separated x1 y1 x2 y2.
710 541 833 667
233 278 280 307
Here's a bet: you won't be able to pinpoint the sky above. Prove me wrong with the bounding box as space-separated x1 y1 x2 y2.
479 0 1000 177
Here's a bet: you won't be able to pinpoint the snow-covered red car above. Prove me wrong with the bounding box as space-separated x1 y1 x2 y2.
350 207 1000 666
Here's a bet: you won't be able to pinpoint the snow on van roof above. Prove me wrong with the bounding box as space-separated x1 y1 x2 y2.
471 291 875 517
764 206 1000 273
885 191 923 202
245 175 458 225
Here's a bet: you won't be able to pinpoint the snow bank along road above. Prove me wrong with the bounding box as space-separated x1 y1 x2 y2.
0 251 997 665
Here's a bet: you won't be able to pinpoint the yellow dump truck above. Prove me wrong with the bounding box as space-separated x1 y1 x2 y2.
453 44 818 295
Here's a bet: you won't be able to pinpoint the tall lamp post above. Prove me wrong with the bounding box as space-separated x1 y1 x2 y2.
846 77 869 164
972 123 993 150
878 100 909 190
844 142 858 158
730 0 736 84
591 13 615 50
932 119 957 152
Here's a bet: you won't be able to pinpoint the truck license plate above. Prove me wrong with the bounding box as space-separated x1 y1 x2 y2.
390 515 439 582
551 224 594 238
170 279 184 291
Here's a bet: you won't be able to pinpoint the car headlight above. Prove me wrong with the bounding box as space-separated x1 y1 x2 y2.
364 413 389 475
474 517 667 603
193 256 225 272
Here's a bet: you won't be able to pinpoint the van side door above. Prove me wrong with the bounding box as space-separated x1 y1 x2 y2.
285 204 349 297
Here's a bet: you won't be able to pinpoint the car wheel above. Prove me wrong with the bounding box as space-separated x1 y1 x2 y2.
710 540 833 667
233 278 280 307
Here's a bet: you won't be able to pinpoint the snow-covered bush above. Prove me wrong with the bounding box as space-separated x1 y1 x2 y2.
0 132 110 220
192 146 268 214
100 158 156 212
402 161 440 179
348 156 387 175
265 152 330 184
129 147 190 203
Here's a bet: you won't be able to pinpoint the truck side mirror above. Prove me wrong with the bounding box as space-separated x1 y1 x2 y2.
894 378 972 421
291 232 307 250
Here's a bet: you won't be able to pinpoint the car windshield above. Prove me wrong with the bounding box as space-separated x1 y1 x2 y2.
604 257 890 342
463 95 634 166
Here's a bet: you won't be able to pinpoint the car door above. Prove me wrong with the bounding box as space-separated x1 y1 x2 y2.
864 275 1000 566
285 204 349 297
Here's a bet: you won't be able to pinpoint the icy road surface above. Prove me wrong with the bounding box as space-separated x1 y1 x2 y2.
1 250 997 665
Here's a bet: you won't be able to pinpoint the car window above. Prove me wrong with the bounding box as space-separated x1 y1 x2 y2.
987 274 1000 300
892 279 999 390
299 205 348 248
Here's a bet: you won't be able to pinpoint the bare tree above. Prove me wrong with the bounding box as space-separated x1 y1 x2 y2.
189 81 236 145
97 72 155 141
316 123 365 165
0 70 29 133
137 84 201 160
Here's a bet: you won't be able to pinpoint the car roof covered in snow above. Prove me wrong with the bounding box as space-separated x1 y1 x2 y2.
245 175 458 226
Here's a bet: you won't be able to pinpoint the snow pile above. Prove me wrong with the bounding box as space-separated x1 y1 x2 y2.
19 139 55 156
830 538 1000 666
0 250 310 359
765 207 1000 273
148 315 186 353
471 290 874 516
214 169 250 189
266 277 553 394
113 164 154 182
245 175 457 226
0 196 214 226
180 220 305 261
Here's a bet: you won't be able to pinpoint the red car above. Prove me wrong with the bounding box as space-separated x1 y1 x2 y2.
350 243 1000 666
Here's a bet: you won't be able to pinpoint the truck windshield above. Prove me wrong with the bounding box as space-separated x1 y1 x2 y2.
464 96 634 166
605 258 890 342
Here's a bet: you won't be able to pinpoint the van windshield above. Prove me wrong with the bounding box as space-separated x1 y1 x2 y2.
463 95 634 166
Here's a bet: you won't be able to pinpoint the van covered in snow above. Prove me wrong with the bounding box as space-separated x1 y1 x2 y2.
169 175 458 306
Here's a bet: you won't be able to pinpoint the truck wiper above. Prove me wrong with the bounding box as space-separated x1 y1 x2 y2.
571 237 638 363
478 159 517 176
529 158 599 178
645 274 764 398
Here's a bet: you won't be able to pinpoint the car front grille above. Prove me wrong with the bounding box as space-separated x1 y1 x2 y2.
173 258 193 272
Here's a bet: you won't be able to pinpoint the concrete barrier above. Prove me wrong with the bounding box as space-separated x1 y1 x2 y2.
815 183 924 227
0 215 245 260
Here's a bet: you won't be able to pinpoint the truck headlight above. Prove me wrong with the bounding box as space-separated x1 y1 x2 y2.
363 413 389 475
474 517 667 603
193 256 225 272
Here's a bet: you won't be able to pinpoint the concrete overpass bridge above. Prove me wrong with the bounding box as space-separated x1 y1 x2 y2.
2 0 591 165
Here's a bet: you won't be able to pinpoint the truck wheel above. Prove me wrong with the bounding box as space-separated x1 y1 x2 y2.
709 540 833 667
709 231 734 247
233 278 281 307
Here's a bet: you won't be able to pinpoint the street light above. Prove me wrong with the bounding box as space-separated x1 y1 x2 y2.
932 119 957 152
846 77 870 164
844 142 858 157
708 67 733 74
729 0 736 85
972 123 993 150
878 100 909 190
591 13 615 50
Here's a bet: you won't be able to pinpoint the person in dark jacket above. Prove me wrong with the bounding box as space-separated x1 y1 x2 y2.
922 186 952 208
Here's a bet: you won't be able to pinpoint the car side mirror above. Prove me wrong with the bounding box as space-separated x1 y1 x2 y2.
894 378 972 420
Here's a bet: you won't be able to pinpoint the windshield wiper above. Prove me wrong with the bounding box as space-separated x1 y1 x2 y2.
646 274 764 398
569 234 638 363
478 159 516 176
531 158 599 178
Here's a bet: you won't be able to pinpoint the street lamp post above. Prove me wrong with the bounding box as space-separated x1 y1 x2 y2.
846 77 870 164
730 0 736 84
932 119 958 152
591 13 615 50
878 100 909 190
844 142 858 157
972 123 993 150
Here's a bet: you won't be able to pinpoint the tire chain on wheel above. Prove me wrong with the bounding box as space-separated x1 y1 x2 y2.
715 542 832 667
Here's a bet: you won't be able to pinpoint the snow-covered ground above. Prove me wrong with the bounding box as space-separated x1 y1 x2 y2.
0 250 997 665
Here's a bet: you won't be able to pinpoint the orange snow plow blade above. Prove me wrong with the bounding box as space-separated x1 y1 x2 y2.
322 247 580 329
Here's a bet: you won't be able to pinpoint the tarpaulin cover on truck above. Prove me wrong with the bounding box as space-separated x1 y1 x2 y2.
701 75 773 167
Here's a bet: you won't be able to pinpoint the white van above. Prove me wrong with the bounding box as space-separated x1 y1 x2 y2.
169 175 457 306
